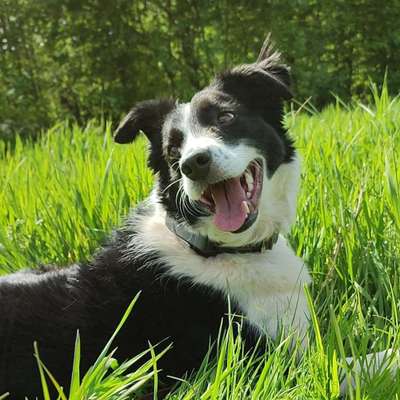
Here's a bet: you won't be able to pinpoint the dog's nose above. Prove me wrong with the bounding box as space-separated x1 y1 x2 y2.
181 150 211 181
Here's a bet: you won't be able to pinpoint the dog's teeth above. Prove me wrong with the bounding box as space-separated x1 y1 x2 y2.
245 171 254 186
242 201 250 214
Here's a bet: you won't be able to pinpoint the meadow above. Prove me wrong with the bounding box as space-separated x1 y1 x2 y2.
0 86 399 399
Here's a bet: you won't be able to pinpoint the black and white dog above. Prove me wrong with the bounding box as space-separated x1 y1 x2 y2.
0 40 396 398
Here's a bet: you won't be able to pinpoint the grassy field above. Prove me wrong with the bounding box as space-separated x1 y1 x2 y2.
0 86 399 399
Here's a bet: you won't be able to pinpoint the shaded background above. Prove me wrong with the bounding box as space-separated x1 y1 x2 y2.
1 0 400 140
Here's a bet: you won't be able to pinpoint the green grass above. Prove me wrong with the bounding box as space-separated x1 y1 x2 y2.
0 85 399 399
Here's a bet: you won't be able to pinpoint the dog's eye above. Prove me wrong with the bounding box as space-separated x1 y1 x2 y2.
217 112 235 124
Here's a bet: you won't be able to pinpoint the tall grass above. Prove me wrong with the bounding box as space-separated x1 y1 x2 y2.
0 86 399 398
0 121 152 271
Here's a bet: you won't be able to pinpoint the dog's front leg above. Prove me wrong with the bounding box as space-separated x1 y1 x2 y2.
245 287 310 350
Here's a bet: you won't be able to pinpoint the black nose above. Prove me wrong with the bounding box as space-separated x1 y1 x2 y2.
181 150 211 181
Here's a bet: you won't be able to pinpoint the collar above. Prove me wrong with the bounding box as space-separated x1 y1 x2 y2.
165 213 279 258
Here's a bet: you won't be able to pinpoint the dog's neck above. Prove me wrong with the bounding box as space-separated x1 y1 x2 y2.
165 212 279 258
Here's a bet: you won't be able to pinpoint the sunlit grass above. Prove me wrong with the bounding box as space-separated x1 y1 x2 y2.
0 85 399 398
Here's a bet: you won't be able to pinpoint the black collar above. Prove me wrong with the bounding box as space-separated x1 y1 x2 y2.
165 213 279 258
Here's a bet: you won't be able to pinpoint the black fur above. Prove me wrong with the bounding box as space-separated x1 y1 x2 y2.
0 39 292 398
0 205 232 398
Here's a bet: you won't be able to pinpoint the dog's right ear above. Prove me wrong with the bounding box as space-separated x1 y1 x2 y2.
114 99 175 144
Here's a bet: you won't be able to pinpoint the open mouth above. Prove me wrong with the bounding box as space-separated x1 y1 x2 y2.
199 160 263 233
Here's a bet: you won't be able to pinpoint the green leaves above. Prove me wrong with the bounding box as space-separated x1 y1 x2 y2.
2 0 400 139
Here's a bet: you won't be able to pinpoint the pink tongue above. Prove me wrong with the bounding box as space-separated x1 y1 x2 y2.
210 177 247 232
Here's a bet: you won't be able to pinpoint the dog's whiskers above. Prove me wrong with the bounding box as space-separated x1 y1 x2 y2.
176 185 188 219
170 160 180 170
162 178 182 194
176 185 199 220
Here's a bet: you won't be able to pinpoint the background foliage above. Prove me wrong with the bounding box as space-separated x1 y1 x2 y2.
1 0 400 139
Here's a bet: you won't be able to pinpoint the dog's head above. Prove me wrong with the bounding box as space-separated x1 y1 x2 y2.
115 39 300 247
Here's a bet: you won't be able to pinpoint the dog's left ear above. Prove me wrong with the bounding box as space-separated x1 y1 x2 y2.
255 35 291 90
215 36 292 108
114 99 175 144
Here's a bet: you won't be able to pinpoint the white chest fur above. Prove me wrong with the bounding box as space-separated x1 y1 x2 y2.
129 208 311 341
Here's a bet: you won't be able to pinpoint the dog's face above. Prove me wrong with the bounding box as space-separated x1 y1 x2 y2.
115 44 300 246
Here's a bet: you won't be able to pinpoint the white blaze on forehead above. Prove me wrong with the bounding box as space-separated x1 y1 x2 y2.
179 102 221 157
182 134 222 157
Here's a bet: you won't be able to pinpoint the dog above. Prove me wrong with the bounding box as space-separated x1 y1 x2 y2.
0 38 396 398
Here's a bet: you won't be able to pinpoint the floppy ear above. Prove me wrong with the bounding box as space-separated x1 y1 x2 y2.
215 36 292 113
114 99 175 144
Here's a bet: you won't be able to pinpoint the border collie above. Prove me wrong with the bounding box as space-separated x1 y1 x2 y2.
0 39 397 398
